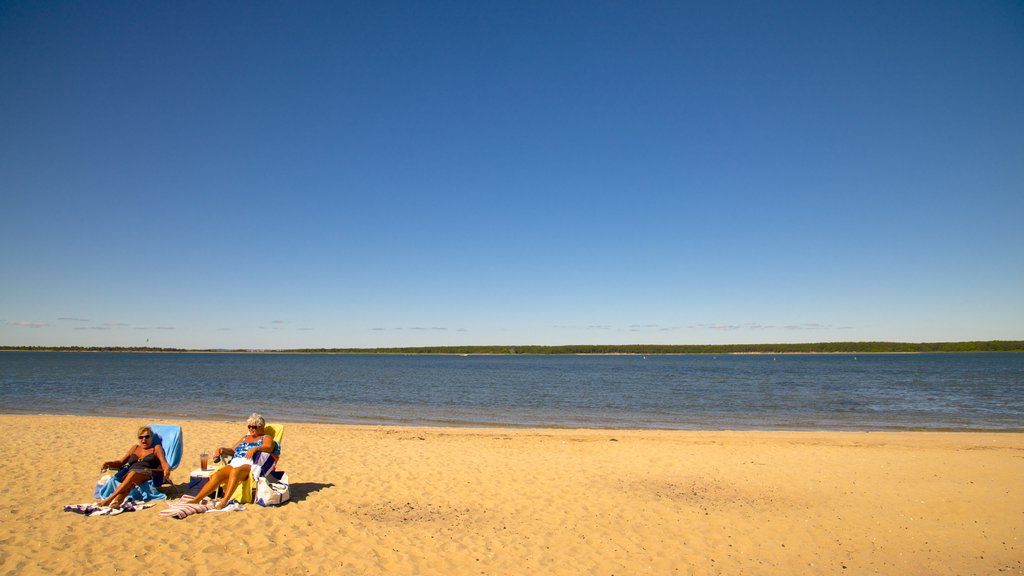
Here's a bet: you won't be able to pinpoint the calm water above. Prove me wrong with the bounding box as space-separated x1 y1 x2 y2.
1 352 1022 431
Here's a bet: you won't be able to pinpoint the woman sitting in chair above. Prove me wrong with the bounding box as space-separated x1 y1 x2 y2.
98 425 171 508
190 413 277 510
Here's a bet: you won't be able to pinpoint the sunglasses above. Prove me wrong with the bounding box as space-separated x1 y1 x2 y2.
138 435 151 440
247 425 259 429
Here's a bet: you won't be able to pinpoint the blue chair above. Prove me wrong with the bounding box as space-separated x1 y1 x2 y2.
94 424 183 501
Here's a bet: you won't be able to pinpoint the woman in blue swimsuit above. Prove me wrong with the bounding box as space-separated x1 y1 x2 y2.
98 425 171 508
190 413 277 510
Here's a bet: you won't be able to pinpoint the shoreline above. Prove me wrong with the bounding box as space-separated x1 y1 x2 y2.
4 414 1022 575
4 409 1022 434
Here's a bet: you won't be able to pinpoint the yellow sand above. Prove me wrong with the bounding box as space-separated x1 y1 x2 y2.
1 414 1021 575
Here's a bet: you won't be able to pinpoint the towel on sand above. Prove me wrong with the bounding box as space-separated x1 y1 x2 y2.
159 496 244 519
64 499 155 517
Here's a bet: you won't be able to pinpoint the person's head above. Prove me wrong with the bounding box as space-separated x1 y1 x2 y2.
246 413 266 434
137 425 153 446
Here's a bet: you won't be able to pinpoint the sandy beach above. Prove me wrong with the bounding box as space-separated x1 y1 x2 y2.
1 414 1021 575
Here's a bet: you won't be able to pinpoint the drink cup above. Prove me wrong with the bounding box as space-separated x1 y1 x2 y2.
200 451 209 470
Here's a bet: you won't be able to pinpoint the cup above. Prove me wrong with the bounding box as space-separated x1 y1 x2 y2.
200 451 209 470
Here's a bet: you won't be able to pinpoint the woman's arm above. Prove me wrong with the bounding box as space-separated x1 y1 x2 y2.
214 443 236 461
101 447 134 470
216 437 244 460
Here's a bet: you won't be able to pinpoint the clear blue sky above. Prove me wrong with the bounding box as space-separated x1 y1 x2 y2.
2 1 1022 349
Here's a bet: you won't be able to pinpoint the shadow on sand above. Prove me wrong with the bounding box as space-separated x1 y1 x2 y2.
158 480 334 503
286 482 335 503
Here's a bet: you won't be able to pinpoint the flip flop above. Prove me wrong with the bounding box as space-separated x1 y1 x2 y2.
207 500 245 513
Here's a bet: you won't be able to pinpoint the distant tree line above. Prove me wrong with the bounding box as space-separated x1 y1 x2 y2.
0 346 191 352
4 341 1021 354
287 341 1024 354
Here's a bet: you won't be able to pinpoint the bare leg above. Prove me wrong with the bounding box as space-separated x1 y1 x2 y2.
98 471 151 508
98 471 140 507
216 465 251 509
190 466 233 502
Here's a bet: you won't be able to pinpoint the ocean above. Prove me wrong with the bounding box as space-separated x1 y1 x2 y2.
1 351 1022 431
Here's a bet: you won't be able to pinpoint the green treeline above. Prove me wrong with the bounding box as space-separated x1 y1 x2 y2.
289 341 1024 354
3 341 1023 354
0 346 192 352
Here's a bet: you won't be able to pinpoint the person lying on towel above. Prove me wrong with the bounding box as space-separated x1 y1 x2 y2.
190 412 277 510
98 425 171 508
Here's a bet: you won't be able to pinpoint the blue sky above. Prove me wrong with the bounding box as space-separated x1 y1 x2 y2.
2 1 1022 349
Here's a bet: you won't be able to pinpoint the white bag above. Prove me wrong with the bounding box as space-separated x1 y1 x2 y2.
255 473 290 507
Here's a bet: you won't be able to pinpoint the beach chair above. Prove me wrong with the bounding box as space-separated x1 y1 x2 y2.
94 423 183 501
228 422 285 504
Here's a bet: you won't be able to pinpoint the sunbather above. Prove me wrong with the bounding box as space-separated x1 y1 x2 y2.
98 425 171 508
189 413 277 510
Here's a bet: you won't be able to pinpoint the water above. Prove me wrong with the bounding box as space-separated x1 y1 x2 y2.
1 352 1022 431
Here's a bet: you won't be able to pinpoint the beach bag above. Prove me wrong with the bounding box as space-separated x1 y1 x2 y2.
255 473 290 507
